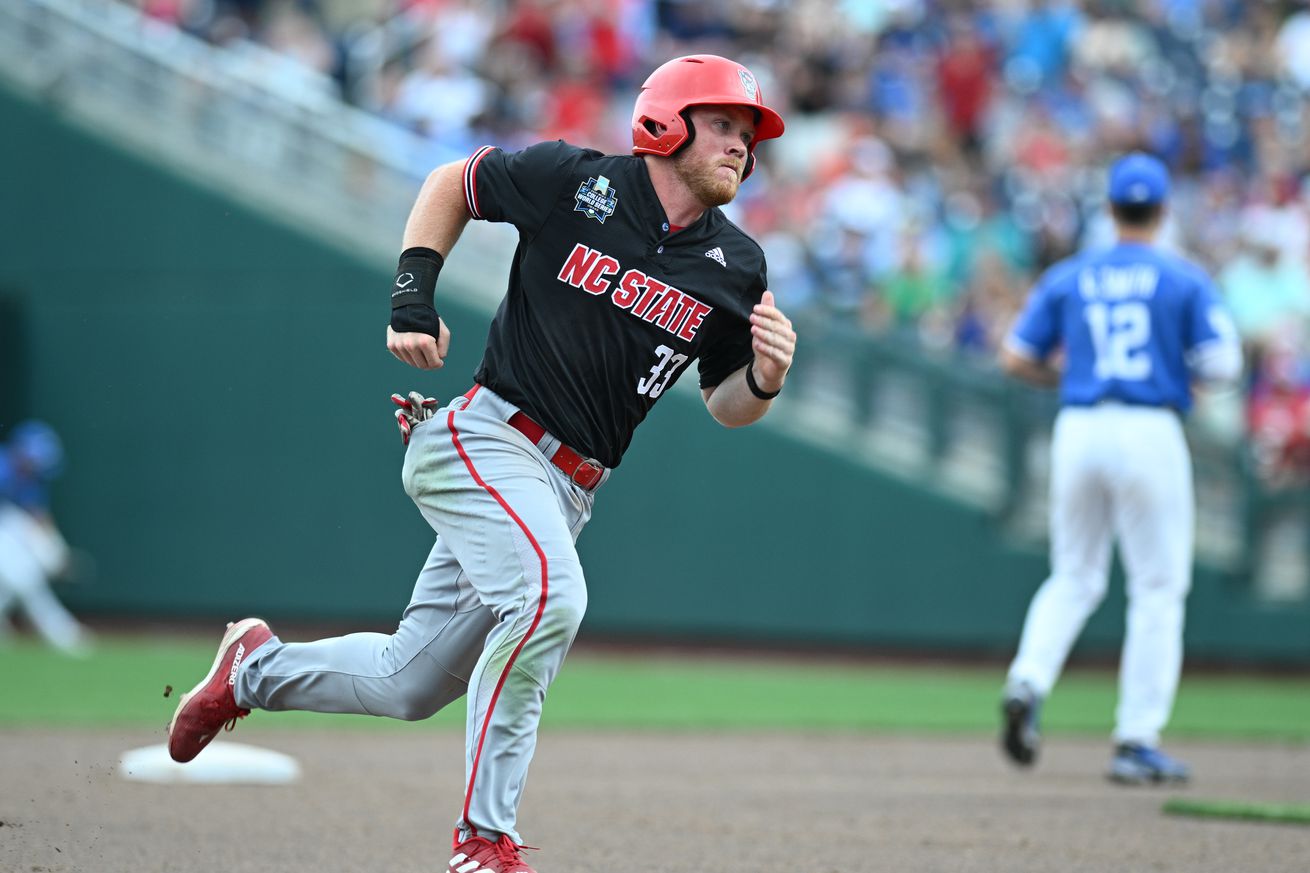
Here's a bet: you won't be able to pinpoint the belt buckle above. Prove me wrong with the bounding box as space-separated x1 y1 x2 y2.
571 458 604 490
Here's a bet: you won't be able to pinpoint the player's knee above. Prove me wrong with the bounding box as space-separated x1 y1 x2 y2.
1131 566 1189 594
1053 569 1109 605
389 692 444 722
355 672 465 721
546 579 587 634
518 581 586 654
1129 576 1188 608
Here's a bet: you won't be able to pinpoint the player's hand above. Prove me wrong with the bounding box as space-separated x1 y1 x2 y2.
386 320 450 370
391 390 440 446
749 290 795 390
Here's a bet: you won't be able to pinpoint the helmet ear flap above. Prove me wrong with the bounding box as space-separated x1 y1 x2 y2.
633 108 691 157
742 152 756 180
678 110 695 152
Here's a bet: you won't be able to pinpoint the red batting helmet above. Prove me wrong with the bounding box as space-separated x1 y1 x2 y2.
631 54 785 180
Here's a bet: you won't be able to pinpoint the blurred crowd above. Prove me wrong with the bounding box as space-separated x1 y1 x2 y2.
126 0 1310 485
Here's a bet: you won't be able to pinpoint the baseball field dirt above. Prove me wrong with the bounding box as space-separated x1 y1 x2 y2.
2 727 1306 873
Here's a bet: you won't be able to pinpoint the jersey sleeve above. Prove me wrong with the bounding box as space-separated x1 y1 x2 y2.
1184 270 1243 383
1184 271 1235 348
696 268 766 389
1005 272 1062 361
463 140 579 236
0 460 50 513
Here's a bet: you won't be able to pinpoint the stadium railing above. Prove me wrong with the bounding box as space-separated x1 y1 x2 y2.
0 0 513 298
786 312 1310 602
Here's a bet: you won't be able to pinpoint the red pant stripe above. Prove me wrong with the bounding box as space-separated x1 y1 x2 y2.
448 385 550 833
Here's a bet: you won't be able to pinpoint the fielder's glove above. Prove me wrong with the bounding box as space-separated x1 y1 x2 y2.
391 391 439 446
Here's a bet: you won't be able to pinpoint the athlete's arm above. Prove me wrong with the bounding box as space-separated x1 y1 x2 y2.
999 344 1061 388
1185 291 1243 387
402 161 472 253
702 291 795 426
1001 268 1062 388
1188 339 1242 385
386 160 472 370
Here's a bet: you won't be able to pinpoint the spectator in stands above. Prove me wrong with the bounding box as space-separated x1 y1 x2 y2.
880 220 951 333
1276 1 1310 92
936 15 997 163
114 0 1310 461
1218 214 1310 352
389 38 489 148
953 248 1026 358
260 1 336 79
1247 334 1310 487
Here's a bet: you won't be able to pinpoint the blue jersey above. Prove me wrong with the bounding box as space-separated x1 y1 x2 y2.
1006 242 1233 413
0 454 51 513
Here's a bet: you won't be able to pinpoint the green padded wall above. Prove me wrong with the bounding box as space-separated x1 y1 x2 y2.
3 84 1306 663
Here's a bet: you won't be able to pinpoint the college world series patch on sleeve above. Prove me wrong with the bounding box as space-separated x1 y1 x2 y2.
574 175 618 223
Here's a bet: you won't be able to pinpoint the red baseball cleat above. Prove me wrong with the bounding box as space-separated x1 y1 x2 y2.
167 618 273 763
448 833 537 873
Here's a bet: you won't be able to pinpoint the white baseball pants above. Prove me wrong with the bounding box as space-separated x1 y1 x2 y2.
1007 404 1194 746
0 504 86 653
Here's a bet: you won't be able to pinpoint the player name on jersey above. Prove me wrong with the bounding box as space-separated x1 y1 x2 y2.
1077 265 1160 301
556 243 713 342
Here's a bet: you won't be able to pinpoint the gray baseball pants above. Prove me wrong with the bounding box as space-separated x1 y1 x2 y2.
235 385 601 844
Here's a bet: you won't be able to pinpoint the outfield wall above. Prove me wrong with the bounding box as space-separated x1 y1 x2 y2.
3 86 1307 664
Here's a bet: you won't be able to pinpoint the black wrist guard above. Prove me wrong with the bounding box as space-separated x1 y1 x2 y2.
745 360 781 400
390 247 444 338
391 304 443 338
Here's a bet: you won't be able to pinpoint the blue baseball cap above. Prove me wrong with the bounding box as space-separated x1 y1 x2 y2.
1108 153 1169 205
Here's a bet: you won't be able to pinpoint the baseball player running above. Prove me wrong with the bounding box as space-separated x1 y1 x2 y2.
167 55 794 872
998 153 1242 784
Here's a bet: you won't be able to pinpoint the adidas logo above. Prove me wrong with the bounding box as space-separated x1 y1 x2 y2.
705 246 726 267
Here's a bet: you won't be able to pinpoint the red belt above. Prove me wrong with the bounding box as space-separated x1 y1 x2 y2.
463 387 605 491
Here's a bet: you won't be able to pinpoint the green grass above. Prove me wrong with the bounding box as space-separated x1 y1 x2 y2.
1 636 1308 740
1163 798 1310 825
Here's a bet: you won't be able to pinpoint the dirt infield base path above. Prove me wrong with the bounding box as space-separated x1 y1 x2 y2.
2 728 1306 873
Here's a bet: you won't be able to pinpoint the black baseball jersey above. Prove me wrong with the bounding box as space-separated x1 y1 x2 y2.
462 140 768 468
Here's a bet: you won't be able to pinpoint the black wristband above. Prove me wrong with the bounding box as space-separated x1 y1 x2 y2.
390 247 444 311
745 360 781 400
390 303 443 339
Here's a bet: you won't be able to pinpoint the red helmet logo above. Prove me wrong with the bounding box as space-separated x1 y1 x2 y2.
631 55 785 180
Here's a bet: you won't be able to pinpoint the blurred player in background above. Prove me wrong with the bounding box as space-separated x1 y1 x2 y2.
997 153 1243 784
0 420 92 655
166 54 795 873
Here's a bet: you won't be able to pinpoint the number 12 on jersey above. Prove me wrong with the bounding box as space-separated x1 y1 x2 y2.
1085 301 1152 381
638 344 689 398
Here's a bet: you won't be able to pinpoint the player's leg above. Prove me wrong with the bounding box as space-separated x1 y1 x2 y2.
236 536 497 719
404 388 593 846
1007 408 1115 696
1001 410 1114 765
0 507 88 654
168 534 497 762
1110 409 1193 757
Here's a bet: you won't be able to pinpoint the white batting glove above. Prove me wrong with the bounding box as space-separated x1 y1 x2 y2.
391 391 439 446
